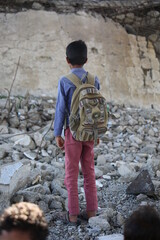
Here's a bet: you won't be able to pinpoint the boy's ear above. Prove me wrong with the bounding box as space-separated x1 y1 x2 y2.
66 57 70 63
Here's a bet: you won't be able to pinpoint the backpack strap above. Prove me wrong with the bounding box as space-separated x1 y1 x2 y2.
66 72 95 87
65 73 82 88
87 72 95 86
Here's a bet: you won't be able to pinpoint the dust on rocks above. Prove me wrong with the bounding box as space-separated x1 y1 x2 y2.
0 95 160 239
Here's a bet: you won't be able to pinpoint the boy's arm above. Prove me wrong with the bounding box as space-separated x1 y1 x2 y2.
54 79 66 144
95 76 100 90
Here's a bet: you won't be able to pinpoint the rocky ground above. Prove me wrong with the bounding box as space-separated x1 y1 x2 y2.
0 95 160 239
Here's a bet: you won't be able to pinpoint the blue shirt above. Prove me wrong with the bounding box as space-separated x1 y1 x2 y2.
54 68 100 137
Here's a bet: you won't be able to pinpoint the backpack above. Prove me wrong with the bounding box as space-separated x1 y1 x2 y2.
66 72 108 143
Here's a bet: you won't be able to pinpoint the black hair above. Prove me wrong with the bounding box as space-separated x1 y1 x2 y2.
0 202 48 240
124 205 160 240
66 40 87 65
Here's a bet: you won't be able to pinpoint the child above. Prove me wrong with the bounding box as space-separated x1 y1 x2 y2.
124 205 160 240
0 202 48 240
54 40 100 225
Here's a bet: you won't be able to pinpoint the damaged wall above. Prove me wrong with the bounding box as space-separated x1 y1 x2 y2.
0 3 160 109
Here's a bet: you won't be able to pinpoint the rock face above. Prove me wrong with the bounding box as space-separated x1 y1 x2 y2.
0 10 160 109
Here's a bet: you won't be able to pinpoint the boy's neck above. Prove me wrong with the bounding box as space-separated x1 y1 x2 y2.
70 64 83 69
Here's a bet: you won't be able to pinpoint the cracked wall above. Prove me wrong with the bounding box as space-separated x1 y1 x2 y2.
0 10 160 109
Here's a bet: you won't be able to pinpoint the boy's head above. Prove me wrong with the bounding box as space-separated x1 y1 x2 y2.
0 202 48 240
124 205 160 240
66 40 87 66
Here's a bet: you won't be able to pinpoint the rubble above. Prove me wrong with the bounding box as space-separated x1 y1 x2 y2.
0 95 160 239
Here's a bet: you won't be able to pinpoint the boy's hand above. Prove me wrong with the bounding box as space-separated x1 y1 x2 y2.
56 136 65 150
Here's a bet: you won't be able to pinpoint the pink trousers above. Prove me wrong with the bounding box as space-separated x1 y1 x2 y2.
64 128 98 215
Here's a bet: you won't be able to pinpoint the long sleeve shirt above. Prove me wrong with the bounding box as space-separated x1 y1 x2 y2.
54 67 100 137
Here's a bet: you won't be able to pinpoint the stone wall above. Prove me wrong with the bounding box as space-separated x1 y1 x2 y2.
0 10 160 109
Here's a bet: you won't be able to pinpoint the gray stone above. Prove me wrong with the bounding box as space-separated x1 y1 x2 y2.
33 132 46 148
126 170 155 196
0 125 8 134
97 234 123 240
97 155 106 166
41 149 49 157
147 157 160 173
24 151 37 160
0 160 31 195
89 216 110 231
38 200 48 213
95 167 103 178
12 150 22 161
18 191 41 202
116 212 125 226
32 2 44 10
24 184 50 195
117 162 137 181
0 147 7 159
140 145 157 154
14 135 35 150
51 179 67 198
147 10 160 17
9 115 19 128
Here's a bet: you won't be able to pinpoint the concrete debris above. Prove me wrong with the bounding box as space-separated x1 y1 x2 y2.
0 96 160 239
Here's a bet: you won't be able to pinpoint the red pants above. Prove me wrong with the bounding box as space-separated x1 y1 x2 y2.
64 128 98 215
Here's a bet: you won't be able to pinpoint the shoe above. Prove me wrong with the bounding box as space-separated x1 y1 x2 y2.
78 210 89 221
63 211 81 226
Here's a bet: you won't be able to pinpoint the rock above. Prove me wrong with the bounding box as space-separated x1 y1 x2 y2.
14 135 35 150
126 170 155 196
97 155 106 166
147 157 160 173
99 208 115 221
24 151 37 160
0 147 7 159
89 216 110 231
49 196 63 210
9 115 19 128
147 10 160 17
38 200 48 213
96 179 104 189
117 162 137 181
24 184 50 195
136 194 148 201
116 212 125 226
0 160 31 195
41 149 49 157
149 34 158 42
95 167 103 178
0 125 8 134
15 190 41 203
103 175 111 180
12 150 22 161
47 145 57 157
33 132 46 148
140 144 157 154
32 2 44 10
97 234 123 240
51 179 67 198
129 135 142 145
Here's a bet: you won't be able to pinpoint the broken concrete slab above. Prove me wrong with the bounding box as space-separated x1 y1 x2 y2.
0 160 31 195
14 135 35 150
97 234 123 240
126 169 155 196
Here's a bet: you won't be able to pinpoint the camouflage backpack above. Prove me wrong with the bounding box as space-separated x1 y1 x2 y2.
66 72 108 143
